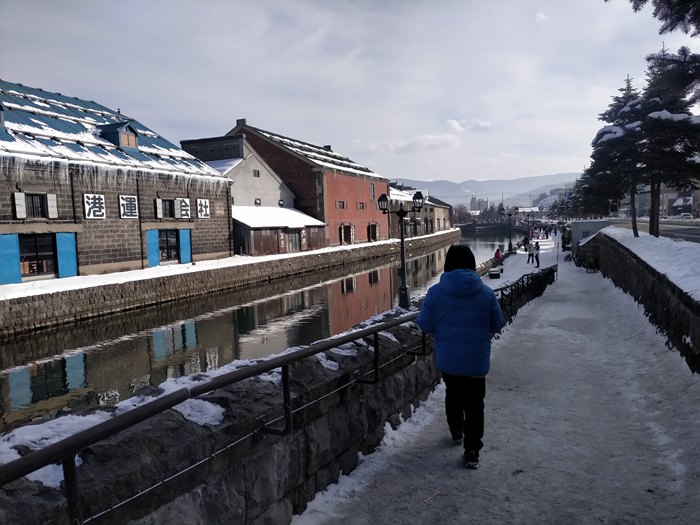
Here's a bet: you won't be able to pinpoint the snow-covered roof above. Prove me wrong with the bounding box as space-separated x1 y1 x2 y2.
0 80 223 179
231 206 325 228
206 157 243 175
673 197 692 206
388 187 415 202
241 123 385 180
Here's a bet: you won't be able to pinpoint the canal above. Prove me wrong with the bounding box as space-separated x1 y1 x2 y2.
0 233 519 434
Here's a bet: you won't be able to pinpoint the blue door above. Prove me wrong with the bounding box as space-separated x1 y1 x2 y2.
56 232 78 278
146 229 159 267
0 234 21 284
179 229 192 264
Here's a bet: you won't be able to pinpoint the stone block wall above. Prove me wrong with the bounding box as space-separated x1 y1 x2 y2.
0 157 232 275
0 229 462 338
593 232 700 371
0 316 440 525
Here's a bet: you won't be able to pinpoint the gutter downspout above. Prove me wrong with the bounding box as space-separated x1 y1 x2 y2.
137 177 144 269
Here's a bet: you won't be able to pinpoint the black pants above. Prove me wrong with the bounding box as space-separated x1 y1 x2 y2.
442 373 485 452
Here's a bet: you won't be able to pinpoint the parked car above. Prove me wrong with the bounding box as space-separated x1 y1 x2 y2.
680 212 693 220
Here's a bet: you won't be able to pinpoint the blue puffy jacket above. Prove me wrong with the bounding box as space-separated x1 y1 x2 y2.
416 269 506 376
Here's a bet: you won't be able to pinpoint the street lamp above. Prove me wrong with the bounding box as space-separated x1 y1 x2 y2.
502 208 518 254
378 191 424 308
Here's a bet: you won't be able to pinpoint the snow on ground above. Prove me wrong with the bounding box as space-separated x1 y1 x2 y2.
1 226 698 500
293 233 700 524
602 226 700 301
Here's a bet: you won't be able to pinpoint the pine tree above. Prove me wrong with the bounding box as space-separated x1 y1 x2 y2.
607 0 700 36
637 47 700 236
584 77 645 235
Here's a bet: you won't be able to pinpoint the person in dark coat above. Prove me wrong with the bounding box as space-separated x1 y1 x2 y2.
534 242 540 268
416 244 506 469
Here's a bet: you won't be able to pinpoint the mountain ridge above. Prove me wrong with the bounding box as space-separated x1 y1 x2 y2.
395 172 580 207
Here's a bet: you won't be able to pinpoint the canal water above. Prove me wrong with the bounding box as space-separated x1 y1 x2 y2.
0 233 517 434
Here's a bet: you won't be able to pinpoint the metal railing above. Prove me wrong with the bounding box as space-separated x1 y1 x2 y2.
0 312 427 523
0 264 558 524
493 264 558 323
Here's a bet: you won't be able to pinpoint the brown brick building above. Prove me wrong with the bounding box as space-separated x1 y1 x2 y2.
224 119 389 247
181 133 326 256
0 80 231 284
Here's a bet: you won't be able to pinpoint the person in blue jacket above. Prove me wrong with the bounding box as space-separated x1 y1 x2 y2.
417 244 506 469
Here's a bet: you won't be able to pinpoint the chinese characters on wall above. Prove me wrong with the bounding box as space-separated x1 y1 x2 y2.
83 195 211 220
83 194 106 219
119 195 139 218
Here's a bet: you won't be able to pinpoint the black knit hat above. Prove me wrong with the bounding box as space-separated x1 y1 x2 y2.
444 244 476 272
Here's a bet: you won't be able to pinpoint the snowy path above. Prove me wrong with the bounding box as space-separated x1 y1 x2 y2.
294 238 700 524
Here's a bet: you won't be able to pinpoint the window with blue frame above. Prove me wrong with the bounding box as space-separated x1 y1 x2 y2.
159 230 179 262
19 233 56 277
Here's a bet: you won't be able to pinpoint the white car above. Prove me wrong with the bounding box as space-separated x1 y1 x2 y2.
679 213 693 220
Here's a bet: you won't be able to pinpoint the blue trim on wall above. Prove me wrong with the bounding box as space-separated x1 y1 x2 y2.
146 229 159 267
179 229 191 264
56 232 78 277
0 234 21 284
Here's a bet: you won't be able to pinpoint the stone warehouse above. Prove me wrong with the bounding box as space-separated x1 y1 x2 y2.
0 80 232 284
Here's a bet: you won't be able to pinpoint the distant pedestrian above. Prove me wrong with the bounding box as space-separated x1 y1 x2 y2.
416 245 506 469
527 242 535 264
534 242 540 268
494 248 502 267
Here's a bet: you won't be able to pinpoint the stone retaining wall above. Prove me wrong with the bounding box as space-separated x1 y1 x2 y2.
591 232 700 372
0 230 461 338
0 317 440 524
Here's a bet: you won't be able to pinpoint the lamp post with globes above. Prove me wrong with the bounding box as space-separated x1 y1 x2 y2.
501 208 518 254
378 191 424 308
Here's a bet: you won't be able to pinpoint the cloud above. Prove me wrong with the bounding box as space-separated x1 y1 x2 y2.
447 119 464 133
365 134 461 154
1 0 696 182
448 119 492 133
469 119 493 132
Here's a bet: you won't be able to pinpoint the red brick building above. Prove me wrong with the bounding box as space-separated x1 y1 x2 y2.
225 119 389 247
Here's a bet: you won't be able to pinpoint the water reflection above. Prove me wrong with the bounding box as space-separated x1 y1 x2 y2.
0 233 520 433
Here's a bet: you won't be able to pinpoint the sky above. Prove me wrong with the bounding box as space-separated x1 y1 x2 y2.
1 225 697 498
0 1 697 184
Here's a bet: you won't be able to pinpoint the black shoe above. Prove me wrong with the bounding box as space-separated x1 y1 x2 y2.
451 432 463 446
463 450 479 469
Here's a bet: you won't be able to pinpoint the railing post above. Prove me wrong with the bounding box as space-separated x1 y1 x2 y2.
358 332 381 384
62 454 83 524
282 365 292 434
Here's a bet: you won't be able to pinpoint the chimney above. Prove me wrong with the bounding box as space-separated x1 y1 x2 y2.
236 118 247 127
323 145 332 151
0 105 4 127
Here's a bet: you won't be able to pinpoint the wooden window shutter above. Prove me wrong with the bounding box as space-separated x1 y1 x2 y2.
13 192 26 219
47 194 58 219
155 198 163 219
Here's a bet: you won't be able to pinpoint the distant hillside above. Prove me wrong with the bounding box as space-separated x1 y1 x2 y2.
395 173 580 207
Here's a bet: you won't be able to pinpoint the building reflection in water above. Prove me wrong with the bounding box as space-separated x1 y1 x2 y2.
0 261 425 433
0 237 513 434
